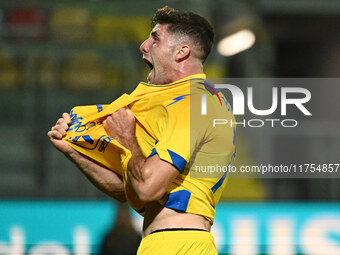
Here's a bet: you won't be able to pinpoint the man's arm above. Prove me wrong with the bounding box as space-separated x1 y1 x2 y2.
48 113 126 202
103 108 179 202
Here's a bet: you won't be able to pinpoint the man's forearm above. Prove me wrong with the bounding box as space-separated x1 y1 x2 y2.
125 139 166 202
126 140 177 202
126 140 148 191
66 149 126 202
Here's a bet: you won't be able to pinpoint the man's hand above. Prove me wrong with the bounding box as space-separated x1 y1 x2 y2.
47 112 126 202
47 112 73 155
103 107 136 149
103 107 178 202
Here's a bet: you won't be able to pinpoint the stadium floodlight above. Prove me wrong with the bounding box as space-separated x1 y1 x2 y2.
217 29 255 56
213 2 259 57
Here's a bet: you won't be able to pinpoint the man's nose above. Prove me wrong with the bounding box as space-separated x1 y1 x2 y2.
139 38 150 53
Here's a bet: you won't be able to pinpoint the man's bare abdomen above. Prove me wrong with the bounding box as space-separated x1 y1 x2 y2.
142 201 211 237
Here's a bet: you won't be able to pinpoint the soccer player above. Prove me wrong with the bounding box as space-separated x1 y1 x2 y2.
48 6 235 254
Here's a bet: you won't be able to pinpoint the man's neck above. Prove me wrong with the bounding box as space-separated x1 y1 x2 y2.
170 60 204 82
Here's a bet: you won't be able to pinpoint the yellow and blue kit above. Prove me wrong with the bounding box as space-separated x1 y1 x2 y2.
137 229 218 255
63 74 236 224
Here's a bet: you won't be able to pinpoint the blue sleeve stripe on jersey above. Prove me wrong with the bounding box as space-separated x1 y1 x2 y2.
147 148 187 173
148 148 157 158
211 163 230 193
167 149 187 173
164 190 191 212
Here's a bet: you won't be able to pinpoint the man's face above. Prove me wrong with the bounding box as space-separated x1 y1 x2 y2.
139 24 177 84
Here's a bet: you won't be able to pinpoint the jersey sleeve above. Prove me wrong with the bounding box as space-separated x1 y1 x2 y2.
148 97 191 173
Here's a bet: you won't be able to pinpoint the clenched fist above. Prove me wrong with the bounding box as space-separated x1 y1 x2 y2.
103 107 136 149
47 113 74 155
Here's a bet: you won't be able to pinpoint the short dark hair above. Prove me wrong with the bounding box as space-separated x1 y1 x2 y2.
151 6 214 63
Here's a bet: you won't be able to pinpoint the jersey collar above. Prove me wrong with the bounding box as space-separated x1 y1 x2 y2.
139 73 206 87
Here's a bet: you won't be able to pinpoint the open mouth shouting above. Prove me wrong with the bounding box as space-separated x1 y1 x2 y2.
143 57 154 82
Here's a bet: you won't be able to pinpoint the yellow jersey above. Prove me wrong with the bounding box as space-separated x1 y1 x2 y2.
63 74 236 223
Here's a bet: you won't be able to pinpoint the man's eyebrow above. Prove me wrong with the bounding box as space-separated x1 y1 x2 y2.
151 31 159 37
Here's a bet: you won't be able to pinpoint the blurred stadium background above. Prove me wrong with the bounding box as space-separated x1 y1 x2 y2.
0 0 340 254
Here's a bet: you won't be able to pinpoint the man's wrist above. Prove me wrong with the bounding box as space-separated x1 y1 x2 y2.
64 147 80 161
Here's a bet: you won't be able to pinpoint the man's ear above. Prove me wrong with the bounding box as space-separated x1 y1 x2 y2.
174 45 190 62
